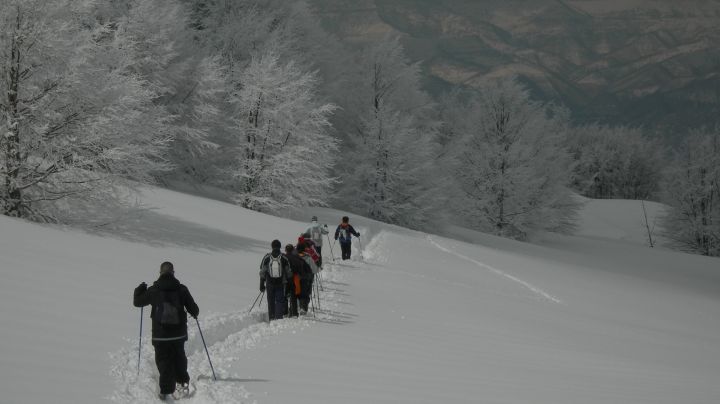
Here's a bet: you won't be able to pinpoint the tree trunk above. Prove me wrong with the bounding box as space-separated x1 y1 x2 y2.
3 13 23 217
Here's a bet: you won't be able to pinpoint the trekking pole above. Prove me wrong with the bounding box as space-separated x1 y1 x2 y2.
357 235 364 261
309 288 317 317
258 290 264 308
137 307 143 377
315 278 321 310
195 318 217 381
326 234 336 262
247 291 263 314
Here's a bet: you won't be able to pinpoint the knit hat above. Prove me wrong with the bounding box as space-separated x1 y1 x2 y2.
311 216 318 222
160 261 174 275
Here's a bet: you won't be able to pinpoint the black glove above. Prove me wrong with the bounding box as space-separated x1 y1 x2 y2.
134 282 147 295
259 279 266 292
356 232 361 237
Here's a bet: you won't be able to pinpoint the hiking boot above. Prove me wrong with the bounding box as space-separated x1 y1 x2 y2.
158 393 169 401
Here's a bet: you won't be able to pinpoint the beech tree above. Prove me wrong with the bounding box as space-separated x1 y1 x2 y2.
0 0 173 222
229 50 337 211
567 125 664 200
444 79 577 239
341 36 438 227
661 129 720 256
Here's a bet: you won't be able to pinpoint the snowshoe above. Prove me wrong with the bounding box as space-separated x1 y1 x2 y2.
172 382 196 400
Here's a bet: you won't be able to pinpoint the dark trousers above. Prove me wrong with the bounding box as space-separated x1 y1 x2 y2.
288 293 299 317
316 246 323 267
266 283 286 320
340 242 352 260
153 340 189 394
299 276 313 312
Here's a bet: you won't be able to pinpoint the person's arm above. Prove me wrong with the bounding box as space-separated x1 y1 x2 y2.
321 224 329 235
133 282 152 307
350 225 360 237
259 256 267 291
182 286 200 319
334 225 340 240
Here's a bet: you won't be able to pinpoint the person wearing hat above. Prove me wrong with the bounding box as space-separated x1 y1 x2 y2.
303 216 329 265
259 240 292 321
133 261 199 400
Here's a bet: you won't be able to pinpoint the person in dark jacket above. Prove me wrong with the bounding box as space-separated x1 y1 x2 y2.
334 216 360 260
284 244 307 317
259 239 291 321
133 262 199 400
295 243 317 314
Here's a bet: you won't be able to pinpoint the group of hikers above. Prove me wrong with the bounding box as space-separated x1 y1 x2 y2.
133 215 361 400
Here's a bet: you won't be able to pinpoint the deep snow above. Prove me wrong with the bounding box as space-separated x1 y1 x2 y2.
1 187 719 404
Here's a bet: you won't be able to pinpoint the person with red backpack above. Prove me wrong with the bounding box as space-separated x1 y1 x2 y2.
133 262 199 401
298 235 321 267
296 243 318 314
334 216 360 260
259 240 292 321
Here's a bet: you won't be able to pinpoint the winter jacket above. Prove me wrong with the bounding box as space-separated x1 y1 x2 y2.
335 223 359 244
286 251 312 279
259 249 291 287
133 274 199 342
304 222 329 246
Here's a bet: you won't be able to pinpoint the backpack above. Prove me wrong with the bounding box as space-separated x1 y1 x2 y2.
156 290 182 326
338 226 349 241
301 253 319 275
311 226 321 241
268 255 283 278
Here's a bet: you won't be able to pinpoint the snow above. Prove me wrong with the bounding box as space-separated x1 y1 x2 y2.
1 187 719 403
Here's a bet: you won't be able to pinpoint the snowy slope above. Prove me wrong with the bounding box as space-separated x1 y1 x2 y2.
1 189 719 404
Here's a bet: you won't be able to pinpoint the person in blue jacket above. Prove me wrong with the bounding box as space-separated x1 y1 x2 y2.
334 216 360 260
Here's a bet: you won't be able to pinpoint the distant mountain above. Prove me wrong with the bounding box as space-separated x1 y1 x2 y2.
310 0 720 139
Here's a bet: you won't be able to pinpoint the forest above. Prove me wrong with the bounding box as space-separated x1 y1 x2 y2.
0 0 718 256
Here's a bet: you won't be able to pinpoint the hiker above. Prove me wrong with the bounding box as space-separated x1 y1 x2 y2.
303 216 329 265
133 262 199 401
284 244 308 317
296 243 318 314
259 239 291 321
334 216 360 260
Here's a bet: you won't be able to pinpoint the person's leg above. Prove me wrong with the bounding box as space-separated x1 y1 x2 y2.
288 293 298 317
173 341 190 385
341 242 351 260
154 342 176 395
316 246 323 267
273 284 286 319
266 285 277 320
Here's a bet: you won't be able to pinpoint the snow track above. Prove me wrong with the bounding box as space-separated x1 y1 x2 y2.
427 235 563 304
110 257 354 403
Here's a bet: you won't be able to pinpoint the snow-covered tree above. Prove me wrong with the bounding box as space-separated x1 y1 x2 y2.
444 78 577 239
567 125 664 200
229 50 337 211
661 129 720 256
0 0 173 222
341 36 438 227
